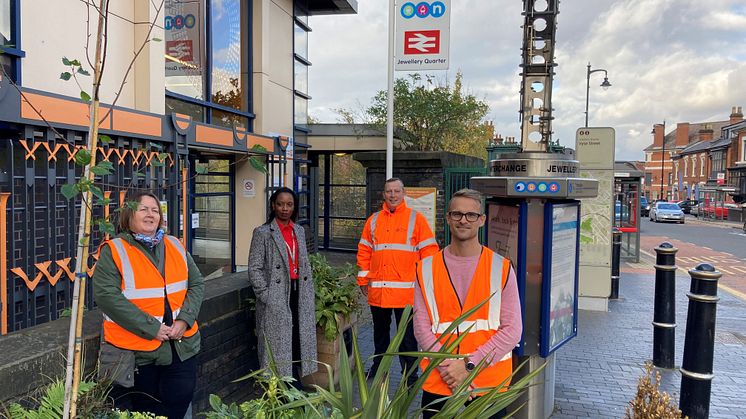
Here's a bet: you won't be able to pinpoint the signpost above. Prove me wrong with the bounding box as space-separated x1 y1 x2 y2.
395 1 451 71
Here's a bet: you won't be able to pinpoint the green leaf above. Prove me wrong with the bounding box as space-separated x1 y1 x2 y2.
70 59 81 67
74 149 91 166
152 37 162 42
62 57 72 66
60 183 79 200
249 156 267 174
80 91 91 102
158 152 168 160
135 172 146 178
90 161 114 176
60 72 72 81
98 134 112 144
96 197 112 206
250 144 268 152
90 185 105 200
98 220 116 236
77 67 90 76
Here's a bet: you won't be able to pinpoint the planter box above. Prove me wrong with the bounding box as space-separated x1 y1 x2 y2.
302 313 357 388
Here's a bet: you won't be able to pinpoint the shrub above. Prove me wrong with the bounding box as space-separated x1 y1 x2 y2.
625 362 686 419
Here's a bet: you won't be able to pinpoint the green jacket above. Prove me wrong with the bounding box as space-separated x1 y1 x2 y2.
93 233 205 366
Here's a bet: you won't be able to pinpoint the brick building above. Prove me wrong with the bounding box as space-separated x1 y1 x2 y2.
643 106 743 201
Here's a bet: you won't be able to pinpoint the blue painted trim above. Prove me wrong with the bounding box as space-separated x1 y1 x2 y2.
205 0 213 125
515 200 528 356
229 156 236 272
540 200 581 358
166 91 256 119
294 53 312 66
1 46 24 58
247 0 254 132
294 91 312 100
11 0 23 84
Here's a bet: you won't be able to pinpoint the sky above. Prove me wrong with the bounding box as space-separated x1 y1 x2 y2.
308 0 746 161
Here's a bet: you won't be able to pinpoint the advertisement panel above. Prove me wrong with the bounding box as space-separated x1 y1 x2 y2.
395 1 451 70
165 0 203 77
404 187 437 233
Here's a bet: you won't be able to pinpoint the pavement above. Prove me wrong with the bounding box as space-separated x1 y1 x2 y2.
321 251 746 418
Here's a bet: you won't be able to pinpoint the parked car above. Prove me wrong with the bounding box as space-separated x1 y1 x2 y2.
650 201 685 223
676 199 699 214
702 204 734 218
640 197 650 217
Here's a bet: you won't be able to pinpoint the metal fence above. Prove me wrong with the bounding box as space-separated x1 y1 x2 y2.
444 167 486 245
0 127 178 333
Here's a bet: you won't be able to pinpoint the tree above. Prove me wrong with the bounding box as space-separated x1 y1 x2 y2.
366 72 491 159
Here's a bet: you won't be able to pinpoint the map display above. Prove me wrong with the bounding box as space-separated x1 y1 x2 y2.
578 169 614 266
542 203 579 356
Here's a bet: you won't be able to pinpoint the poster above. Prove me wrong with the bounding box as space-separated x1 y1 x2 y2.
165 0 203 77
486 203 520 263
541 203 579 357
404 187 436 233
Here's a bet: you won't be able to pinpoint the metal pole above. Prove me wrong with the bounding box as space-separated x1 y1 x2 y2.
659 121 666 200
610 228 621 299
652 242 677 369
679 263 721 419
584 63 590 127
385 0 395 180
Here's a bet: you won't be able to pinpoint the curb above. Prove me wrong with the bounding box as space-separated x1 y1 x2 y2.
639 248 746 302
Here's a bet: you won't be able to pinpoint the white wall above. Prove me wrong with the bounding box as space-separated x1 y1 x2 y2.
22 0 165 114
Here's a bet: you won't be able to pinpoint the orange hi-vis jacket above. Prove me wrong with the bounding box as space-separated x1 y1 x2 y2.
103 235 199 351
416 247 513 396
357 201 438 308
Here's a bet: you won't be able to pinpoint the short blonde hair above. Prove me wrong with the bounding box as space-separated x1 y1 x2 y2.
450 188 483 210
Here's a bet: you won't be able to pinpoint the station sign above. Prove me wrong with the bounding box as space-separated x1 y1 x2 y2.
395 1 451 70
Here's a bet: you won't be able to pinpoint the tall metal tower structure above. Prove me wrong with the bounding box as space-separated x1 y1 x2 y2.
519 0 559 152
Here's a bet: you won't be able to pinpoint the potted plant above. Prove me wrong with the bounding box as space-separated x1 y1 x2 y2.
303 253 360 387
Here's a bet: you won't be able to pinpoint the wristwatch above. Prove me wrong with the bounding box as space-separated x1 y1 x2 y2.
464 356 475 371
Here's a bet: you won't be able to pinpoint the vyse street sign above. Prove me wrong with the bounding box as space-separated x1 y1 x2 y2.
396 1 451 71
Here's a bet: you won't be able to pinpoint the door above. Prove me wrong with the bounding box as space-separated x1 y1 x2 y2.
190 156 235 278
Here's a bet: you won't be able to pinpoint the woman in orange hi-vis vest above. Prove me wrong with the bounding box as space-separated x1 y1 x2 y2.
414 189 522 419
93 191 204 419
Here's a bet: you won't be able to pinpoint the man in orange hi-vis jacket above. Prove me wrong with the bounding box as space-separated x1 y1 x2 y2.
357 178 439 386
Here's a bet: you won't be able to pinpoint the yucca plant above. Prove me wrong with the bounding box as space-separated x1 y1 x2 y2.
277 300 544 418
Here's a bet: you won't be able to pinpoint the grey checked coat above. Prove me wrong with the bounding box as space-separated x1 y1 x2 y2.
248 219 317 378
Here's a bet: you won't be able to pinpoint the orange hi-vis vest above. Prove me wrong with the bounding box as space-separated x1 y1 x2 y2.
416 247 512 396
357 201 438 308
103 235 198 351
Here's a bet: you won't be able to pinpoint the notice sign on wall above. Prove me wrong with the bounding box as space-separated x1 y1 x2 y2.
395 1 451 70
242 178 256 198
405 187 437 233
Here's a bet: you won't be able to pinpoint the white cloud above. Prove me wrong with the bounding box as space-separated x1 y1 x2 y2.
309 0 746 161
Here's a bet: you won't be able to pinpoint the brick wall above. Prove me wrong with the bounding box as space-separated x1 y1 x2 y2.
0 272 259 414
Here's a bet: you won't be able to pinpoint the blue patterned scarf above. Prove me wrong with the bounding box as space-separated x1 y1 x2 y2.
132 228 165 249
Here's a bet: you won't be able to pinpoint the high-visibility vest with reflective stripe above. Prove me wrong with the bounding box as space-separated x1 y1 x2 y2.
103 235 198 351
357 201 438 308
416 248 512 396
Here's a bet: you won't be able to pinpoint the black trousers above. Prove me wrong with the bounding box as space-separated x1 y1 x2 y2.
290 279 303 386
369 305 418 378
110 343 197 419
421 390 506 419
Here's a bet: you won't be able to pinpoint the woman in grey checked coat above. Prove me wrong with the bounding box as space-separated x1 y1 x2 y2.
248 187 317 385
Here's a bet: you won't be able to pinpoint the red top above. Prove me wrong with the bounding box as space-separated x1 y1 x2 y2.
279 221 299 280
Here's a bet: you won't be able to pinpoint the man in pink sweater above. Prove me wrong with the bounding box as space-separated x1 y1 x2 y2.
414 188 522 418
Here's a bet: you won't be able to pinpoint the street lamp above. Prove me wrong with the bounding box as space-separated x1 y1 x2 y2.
652 121 667 200
584 62 612 127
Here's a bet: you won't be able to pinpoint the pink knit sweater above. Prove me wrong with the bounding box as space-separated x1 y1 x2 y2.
413 246 522 368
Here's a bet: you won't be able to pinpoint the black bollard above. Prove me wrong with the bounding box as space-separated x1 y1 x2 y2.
610 228 622 299
652 242 677 369
679 263 721 419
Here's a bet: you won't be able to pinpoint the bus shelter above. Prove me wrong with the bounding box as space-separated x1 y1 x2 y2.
614 163 643 262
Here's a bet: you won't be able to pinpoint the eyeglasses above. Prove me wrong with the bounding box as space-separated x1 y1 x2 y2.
447 211 482 222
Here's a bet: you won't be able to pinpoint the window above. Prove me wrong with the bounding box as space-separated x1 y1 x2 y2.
691 155 696 177
294 14 311 130
700 155 705 176
164 0 252 128
0 0 23 82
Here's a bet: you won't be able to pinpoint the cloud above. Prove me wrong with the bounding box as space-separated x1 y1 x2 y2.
309 0 746 161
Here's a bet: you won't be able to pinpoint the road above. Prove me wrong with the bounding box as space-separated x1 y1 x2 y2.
638 215 746 299
640 215 746 259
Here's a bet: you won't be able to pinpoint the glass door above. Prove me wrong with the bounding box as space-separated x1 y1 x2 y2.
190 157 234 278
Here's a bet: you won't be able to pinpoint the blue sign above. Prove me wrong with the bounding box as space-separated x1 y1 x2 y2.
400 2 416 18
515 182 526 192
165 14 196 30
538 182 548 193
403 1 447 18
